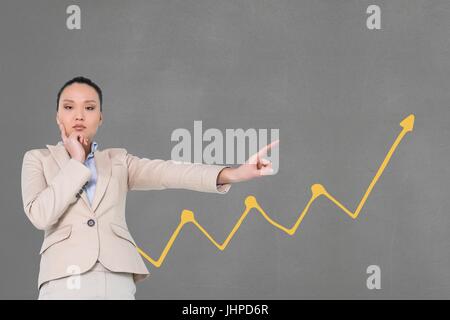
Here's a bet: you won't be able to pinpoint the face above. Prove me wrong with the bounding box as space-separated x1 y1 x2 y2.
56 83 103 143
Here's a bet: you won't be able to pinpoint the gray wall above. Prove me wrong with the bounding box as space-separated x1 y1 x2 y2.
1 0 449 299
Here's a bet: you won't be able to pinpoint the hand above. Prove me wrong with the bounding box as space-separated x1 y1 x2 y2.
217 139 279 184
57 119 89 162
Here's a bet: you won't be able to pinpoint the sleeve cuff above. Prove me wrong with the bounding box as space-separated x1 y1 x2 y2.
66 158 92 190
203 165 232 194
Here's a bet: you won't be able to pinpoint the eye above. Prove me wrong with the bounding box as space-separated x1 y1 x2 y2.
64 106 72 110
87 106 95 110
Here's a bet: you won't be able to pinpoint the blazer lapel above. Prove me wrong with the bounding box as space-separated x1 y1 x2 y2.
46 143 112 213
91 149 111 213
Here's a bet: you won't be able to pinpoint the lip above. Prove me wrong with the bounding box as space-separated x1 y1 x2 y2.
73 125 86 130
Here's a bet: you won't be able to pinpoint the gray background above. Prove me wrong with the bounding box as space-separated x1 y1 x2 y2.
0 0 449 299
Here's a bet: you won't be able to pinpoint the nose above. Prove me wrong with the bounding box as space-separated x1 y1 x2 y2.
75 111 85 121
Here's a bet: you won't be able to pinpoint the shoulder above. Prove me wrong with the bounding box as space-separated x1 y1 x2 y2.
102 147 128 162
21 148 53 169
22 147 50 159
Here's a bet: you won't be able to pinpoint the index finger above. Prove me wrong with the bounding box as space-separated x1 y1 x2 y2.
256 139 279 159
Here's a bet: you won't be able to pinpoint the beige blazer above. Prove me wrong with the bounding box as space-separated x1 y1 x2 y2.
21 143 231 290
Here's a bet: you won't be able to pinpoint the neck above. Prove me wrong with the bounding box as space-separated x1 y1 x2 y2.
83 142 92 158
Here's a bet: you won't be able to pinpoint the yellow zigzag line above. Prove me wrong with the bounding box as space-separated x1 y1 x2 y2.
136 114 415 268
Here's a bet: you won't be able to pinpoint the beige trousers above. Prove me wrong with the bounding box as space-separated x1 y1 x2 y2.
38 261 136 300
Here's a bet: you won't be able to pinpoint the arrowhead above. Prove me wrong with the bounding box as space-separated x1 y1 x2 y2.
399 114 415 132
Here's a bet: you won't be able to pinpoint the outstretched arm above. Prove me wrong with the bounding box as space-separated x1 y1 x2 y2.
125 152 232 194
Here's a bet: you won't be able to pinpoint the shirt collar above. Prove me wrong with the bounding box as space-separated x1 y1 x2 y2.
57 140 98 160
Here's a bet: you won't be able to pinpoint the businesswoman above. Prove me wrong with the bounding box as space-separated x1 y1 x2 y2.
21 76 278 300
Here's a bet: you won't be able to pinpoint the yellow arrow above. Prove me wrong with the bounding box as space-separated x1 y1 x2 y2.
136 114 415 268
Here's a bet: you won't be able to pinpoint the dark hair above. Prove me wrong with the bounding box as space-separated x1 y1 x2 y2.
56 76 103 112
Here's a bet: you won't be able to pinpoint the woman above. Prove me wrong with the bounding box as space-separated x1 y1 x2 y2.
21 76 278 300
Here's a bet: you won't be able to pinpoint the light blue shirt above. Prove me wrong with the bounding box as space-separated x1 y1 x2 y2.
58 140 98 206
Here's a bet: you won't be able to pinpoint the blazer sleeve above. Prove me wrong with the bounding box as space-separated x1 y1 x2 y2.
21 150 92 231
124 151 232 194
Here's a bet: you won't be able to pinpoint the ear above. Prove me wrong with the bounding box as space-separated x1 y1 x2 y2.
56 113 60 125
99 112 103 126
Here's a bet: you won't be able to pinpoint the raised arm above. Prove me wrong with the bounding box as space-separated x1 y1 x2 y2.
21 150 91 231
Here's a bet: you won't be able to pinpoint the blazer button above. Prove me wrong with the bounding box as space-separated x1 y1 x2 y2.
87 219 95 227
